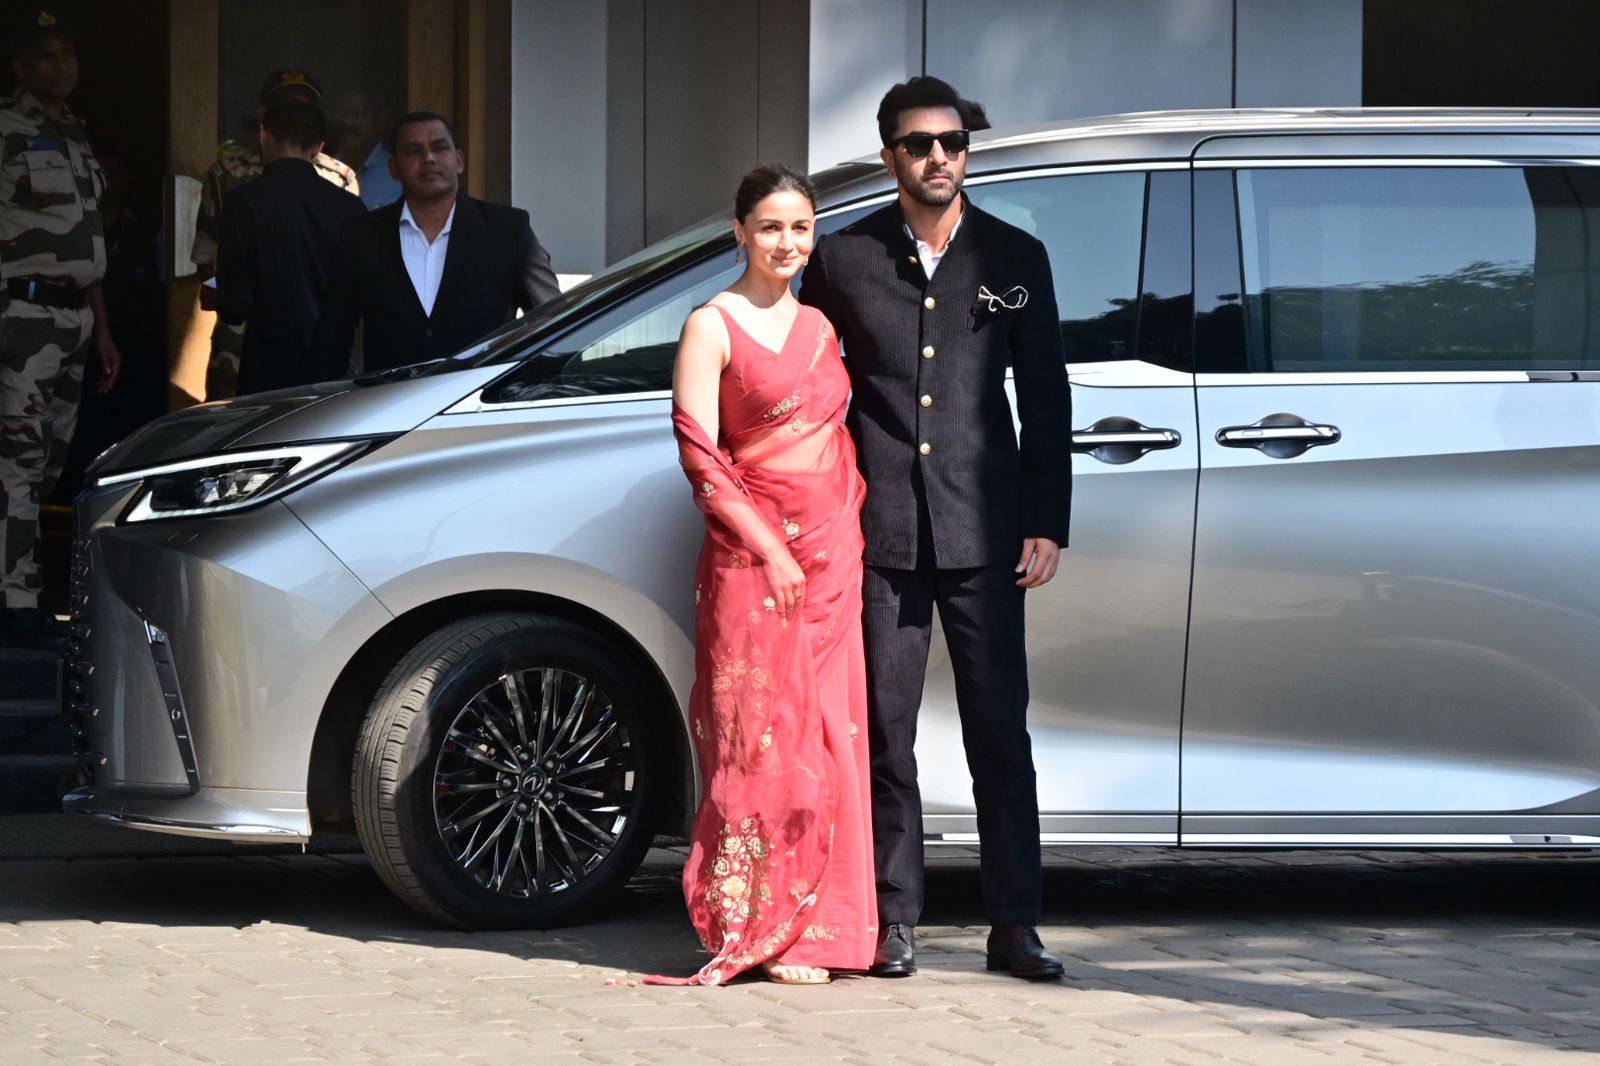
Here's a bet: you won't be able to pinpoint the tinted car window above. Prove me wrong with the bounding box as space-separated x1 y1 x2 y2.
1236 166 1600 372
485 205 876 403
968 172 1146 363
486 257 740 403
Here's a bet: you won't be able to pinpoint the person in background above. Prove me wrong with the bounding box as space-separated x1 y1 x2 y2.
52 143 166 504
0 7 120 647
331 89 401 210
215 99 365 394
313 111 558 375
192 68 359 400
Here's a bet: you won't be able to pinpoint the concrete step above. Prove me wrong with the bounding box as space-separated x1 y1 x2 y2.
0 753 75 814
0 699 57 717
0 645 60 702
0 712 70 755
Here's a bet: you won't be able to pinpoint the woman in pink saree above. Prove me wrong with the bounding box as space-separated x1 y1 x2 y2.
648 165 876 985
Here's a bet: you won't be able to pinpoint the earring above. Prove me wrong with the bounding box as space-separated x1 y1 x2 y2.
735 242 745 264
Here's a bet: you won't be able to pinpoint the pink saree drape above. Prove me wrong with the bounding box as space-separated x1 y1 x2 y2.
647 304 876 985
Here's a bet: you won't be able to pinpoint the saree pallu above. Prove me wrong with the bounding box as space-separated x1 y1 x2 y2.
647 304 876 985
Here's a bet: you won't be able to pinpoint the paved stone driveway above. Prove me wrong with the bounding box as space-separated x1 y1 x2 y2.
2 819 1598 1064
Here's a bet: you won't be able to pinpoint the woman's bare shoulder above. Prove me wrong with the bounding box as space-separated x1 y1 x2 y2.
679 304 732 370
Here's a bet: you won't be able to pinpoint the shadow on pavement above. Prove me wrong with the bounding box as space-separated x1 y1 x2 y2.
4 813 1599 1055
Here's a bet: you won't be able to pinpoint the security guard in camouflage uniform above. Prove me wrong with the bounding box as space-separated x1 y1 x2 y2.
0 8 120 646
192 68 358 400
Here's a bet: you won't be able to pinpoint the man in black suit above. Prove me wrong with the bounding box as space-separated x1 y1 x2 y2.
216 100 366 394
313 111 559 374
798 76 1073 980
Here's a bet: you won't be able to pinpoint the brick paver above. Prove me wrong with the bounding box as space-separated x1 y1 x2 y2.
1 821 1598 1064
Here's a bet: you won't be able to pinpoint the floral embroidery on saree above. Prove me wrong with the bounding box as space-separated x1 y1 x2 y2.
704 817 773 935
646 305 875 986
761 391 799 423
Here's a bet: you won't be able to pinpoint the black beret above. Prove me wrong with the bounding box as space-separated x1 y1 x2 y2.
10 8 75 57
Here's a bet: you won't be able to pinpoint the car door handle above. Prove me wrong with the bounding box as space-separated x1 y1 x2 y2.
1072 417 1182 465
1216 413 1341 459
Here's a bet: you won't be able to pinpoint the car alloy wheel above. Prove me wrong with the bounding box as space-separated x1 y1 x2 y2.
354 613 663 929
433 665 634 898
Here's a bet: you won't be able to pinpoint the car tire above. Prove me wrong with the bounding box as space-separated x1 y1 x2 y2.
353 612 663 929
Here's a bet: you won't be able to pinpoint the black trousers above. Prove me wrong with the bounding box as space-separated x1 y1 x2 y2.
862 527 1043 930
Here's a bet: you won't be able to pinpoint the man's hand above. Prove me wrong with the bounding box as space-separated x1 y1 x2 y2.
94 330 122 393
1014 537 1061 588
87 285 122 393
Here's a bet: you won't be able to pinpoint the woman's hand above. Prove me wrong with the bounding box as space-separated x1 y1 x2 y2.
762 548 806 621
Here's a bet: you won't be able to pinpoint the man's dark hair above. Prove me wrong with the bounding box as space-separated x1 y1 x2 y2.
876 75 969 146
390 110 457 152
261 100 326 150
962 97 991 132
733 163 816 222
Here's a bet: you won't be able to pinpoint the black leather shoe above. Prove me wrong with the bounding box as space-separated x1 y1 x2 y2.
986 926 1065 979
870 923 917 977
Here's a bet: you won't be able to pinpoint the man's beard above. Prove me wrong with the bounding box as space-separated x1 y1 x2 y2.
905 168 961 207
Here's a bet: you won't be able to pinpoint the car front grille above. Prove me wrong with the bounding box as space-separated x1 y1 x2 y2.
62 531 95 779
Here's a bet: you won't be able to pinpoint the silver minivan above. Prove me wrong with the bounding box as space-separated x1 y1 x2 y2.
65 109 1600 928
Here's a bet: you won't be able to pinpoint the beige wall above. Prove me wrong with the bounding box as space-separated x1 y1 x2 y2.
510 0 811 275
167 0 219 407
454 0 512 205
640 0 810 247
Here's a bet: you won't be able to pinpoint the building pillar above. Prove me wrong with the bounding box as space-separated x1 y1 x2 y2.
166 0 218 407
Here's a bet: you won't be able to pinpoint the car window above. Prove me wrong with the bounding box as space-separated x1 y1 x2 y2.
967 171 1148 363
1235 166 1600 372
484 205 877 404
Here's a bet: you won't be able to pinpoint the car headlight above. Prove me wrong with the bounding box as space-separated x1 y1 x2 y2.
94 440 381 523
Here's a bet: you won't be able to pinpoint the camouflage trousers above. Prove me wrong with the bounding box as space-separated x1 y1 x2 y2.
0 302 91 608
206 317 244 401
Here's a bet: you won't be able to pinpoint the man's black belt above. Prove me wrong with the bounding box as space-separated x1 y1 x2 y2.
7 276 86 310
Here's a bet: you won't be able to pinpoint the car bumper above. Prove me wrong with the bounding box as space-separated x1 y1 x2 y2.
64 483 392 838
61 786 311 841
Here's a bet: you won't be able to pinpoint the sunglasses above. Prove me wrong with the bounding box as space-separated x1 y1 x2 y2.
890 129 970 159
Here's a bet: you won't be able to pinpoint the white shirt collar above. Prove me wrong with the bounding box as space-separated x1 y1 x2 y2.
399 199 456 243
902 205 966 279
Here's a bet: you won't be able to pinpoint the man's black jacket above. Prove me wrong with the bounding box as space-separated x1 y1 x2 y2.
217 157 366 394
799 199 1072 570
313 193 559 373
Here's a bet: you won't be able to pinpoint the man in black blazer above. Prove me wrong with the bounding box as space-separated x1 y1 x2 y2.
313 111 559 374
799 76 1072 980
217 100 366 395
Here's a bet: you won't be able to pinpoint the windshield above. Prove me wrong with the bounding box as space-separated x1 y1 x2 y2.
422 162 883 374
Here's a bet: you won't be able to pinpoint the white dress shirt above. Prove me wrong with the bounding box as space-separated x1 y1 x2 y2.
398 200 455 316
903 207 966 278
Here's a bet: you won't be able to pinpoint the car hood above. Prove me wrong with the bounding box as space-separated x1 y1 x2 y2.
90 363 506 478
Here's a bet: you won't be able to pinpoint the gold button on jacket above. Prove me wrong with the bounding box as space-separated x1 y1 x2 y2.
921 345 935 358
920 395 933 407
923 296 937 309
919 442 932 456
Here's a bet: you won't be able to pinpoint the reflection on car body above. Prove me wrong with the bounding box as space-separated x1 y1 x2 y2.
63 109 1600 928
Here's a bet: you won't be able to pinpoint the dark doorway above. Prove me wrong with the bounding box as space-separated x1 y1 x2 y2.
1365 0 1600 107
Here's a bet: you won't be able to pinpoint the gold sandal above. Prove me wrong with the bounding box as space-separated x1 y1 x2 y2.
762 961 831 985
